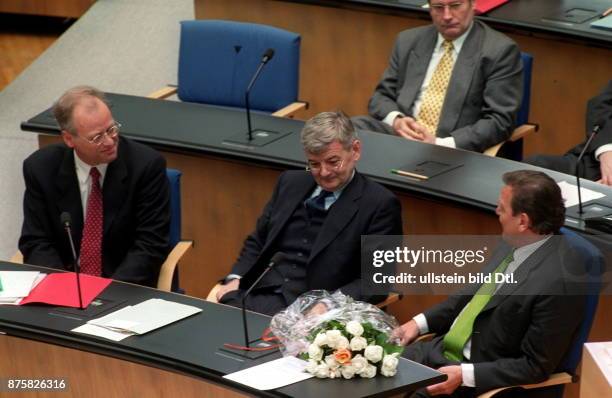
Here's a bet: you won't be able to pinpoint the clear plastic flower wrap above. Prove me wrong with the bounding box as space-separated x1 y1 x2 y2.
270 290 401 357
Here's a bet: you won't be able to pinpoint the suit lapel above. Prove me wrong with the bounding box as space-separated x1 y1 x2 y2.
308 173 363 262
437 22 482 136
261 173 316 255
482 237 557 312
56 149 84 245
399 28 437 114
102 143 128 236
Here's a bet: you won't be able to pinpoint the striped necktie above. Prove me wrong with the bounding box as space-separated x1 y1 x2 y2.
79 167 103 276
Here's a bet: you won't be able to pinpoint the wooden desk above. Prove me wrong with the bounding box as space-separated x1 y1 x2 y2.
580 342 612 397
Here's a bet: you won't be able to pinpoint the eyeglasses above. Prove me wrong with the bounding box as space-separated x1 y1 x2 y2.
82 122 121 146
429 1 467 13
305 157 345 173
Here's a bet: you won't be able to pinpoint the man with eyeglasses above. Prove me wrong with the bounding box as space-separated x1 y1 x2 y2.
216 111 402 315
19 86 170 287
353 0 522 153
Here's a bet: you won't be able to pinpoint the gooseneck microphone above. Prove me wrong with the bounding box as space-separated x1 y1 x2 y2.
241 252 286 348
245 48 275 142
576 123 601 215
61 212 83 309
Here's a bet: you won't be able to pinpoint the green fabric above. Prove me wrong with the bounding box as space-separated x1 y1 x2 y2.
442 251 514 361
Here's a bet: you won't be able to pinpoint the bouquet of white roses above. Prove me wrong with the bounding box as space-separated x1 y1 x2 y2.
270 290 403 380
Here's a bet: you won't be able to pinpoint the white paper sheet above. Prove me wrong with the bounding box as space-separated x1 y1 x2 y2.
223 357 313 391
558 181 605 208
0 271 45 304
72 323 135 341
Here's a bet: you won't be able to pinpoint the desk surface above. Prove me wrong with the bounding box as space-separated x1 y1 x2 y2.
0 262 445 397
20 92 612 240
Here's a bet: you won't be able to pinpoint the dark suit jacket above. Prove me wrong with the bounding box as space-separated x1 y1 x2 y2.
19 136 170 287
422 237 587 396
567 80 612 179
369 20 522 152
231 170 402 303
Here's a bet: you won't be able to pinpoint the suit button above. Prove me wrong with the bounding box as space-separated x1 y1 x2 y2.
297 252 303 257
284 278 290 282
302 239 308 243
292 265 297 269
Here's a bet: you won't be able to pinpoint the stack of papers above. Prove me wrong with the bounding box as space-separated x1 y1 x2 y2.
72 298 202 341
0 271 46 305
224 357 313 390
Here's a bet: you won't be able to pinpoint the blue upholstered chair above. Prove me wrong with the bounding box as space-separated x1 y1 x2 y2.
149 20 306 118
479 228 603 398
484 52 535 160
157 168 193 293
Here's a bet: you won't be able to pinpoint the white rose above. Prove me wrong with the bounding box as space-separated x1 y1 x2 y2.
364 345 384 363
324 354 339 370
308 343 323 361
305 359 319 375
350 336 368 351
314 363 330 378
346 320 364 336
351 354 368 374
313 332 328 347
336 336 350 350
360 364 377 378
329 367 342 379
381 353 399 377
341 364 357 379
325 329 342 348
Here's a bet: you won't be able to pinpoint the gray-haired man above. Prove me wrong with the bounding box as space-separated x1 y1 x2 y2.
217 111 403 315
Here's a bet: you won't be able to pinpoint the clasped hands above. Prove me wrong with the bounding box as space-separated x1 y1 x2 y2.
393 320 463 396
392 116 436 144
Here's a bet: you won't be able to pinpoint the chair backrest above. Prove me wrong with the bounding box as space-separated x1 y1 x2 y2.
556 228 603 374
177 20 301 113
166 168 182 292
498 52 533 160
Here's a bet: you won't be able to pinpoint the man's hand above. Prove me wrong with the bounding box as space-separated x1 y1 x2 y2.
393 319 420 346
392 116 435 144
216 278 240 301
425 365 463 396
597 151 612 186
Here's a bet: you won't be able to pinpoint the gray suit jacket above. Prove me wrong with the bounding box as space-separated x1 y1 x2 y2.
369 20 522 152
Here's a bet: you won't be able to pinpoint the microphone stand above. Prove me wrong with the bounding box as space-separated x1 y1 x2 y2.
63 223 83 309
576 125 600 215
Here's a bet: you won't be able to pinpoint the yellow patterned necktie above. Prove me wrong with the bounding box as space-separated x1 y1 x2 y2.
417 40 455 136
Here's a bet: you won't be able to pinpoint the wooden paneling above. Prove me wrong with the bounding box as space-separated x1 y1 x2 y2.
0 0 94 18
0 335 247 397
196 0 612 157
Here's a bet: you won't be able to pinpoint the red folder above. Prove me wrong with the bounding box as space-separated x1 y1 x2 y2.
474 0 510 15
20 273 112 308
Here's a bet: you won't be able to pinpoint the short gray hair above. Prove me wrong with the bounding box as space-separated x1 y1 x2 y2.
300 111 357 153
53 85 108 135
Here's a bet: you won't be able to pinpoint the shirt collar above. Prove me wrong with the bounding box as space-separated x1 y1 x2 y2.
310 169 356 200
435 21 473 55
73 151 108 185
512 235 551 265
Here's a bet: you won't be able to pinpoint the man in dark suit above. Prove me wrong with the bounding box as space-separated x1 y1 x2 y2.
395 170 588 397
216 111 403 315
19 86 170 287
525 80 612 186
353 0 522 153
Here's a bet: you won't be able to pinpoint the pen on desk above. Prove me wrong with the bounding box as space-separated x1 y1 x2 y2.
603 7 612 17
390 168 427 180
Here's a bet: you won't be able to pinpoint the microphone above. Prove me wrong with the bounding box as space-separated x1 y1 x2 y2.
61 212 83 309
245 48 275 142
576 123 601 215
241 252 285 348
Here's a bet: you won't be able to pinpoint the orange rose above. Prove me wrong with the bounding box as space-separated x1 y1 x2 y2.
334 348 352 364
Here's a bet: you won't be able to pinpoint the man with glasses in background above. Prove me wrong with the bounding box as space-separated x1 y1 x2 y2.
353 0 522 153
216 111 402 315
19 86 170 287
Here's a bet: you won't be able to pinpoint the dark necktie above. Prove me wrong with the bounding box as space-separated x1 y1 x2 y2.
305 190 333 212
79 167 103 276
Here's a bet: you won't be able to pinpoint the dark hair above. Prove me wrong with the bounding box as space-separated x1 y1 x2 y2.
502 170 565 234
53 85 108 135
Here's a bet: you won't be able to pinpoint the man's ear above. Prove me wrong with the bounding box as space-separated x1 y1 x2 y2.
518 213 531 233
61 131 75 148
352 139 362 161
